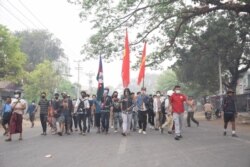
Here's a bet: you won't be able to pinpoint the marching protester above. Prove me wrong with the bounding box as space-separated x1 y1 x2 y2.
51 93 61 135
61 92 73 135
75 91 90 135
137 87 149 135
26 100 37 128
131 92 138 132
1 96 12 136
170 85 187 140
186 96 199 127
5 90 26 142
38 92 50 136
148 94 154 129
112 91 122 133
153 91 163 131
222 89 238 137
92 95 102 133
121 88 133 136
101 87 112 134
71 98 78 132
161 90 174 134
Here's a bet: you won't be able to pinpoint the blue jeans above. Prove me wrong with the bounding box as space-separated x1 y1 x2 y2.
101 112 110 132
114 112 122 130
131 111 138 130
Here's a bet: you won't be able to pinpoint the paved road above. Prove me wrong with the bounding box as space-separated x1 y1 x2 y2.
0 120 250 167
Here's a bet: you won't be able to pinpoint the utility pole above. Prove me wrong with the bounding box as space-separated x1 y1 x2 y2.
219 55 223 95
74 60 83 98
85 72 95 94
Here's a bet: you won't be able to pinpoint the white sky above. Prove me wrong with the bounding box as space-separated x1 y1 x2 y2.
0 0 174 89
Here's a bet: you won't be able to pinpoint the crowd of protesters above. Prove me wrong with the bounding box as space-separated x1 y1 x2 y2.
1 85 238 142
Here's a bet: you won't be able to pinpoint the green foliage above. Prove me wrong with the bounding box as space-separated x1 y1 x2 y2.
69 0 250 68
173 13 250 93
23 60 59 102
15 30 65 71
0 25 26 83
156 70 178 91
23 60 76 102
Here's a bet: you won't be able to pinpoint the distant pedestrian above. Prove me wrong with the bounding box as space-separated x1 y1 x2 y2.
26 100 37 128
222 89 238 137
186 96 199 127
1 96 12 136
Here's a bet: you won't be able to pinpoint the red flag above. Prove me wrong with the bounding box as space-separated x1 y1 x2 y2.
121 29 130 88
137 42 146 85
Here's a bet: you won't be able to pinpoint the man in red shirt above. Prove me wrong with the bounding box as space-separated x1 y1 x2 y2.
170 85 187 140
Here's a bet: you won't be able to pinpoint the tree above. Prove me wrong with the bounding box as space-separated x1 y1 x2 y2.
156 69 178 91
15 30 65 71
173 13 250 93
0 25 26 82
68 0 250 68
23 60 60 102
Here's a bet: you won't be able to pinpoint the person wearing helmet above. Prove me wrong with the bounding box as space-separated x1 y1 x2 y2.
161 90 174 134
5 90 26 142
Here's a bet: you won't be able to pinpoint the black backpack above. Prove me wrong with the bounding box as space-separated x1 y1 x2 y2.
77 99 85 112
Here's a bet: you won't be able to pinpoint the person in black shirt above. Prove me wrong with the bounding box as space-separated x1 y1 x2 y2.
38 92 50 136
222 89 238 137
101 87 112 134
112 91 122 133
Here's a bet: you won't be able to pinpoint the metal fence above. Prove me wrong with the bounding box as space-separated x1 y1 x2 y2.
209 93 250 112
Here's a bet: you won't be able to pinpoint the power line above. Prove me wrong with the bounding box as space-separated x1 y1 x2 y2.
0 3 30 29
17 0 47 29
6 0 40 29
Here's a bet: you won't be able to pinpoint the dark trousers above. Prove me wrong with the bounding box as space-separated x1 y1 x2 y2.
71 114 78 129
78 114 87 132
148 110 155 126
64 114 72 132
187 112 199 126
138 111 147 131
95 113 101 128
40 114 47 133
101 112 110 132
87 110 92 132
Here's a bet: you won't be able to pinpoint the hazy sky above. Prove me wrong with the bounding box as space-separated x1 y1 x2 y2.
0 0 174 89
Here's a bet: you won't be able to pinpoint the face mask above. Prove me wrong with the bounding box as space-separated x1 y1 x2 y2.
157 93 160 97
32 103 35 105
14 94 19 98
175 90 181 94
55 96 59 99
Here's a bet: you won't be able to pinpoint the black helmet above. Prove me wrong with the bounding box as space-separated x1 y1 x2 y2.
54 92 59 96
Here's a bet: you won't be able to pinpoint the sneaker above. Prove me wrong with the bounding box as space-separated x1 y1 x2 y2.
232 134 238 137
160 128 163 134
179 135 183 138
174 136 180 140
121 132 126 136
82 132 86 136
168 131 172 134
58 132 63 136
138 129 143 134
142 131 147 135
5 138 11 142
223 131 227 136
114 130 118 133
